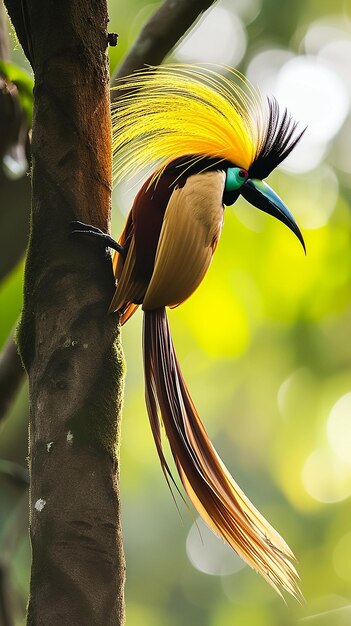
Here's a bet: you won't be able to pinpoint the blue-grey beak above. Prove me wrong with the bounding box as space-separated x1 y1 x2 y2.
241 178 306 253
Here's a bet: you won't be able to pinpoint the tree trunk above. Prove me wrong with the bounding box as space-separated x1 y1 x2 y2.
3 1 125 624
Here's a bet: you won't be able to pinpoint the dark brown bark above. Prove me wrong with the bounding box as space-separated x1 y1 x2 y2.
112 0 215 88
3 1 125 625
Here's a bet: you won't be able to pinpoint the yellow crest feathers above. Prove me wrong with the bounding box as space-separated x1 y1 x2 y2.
111 64 265 183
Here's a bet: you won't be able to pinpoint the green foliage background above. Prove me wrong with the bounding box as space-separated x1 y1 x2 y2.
1 1 351 624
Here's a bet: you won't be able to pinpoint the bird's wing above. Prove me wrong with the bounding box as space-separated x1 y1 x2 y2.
108 235 145 315
143 170 225 310
112 209 132 282
109 172 172 320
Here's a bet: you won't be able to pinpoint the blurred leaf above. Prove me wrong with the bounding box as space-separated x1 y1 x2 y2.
0 60 33 125
0 460 29 487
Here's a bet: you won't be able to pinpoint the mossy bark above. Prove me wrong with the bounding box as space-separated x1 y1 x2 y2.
3 1 125 624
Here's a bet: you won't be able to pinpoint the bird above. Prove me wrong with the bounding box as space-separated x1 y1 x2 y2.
73 64 305 600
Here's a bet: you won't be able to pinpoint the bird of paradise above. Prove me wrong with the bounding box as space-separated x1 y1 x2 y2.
73 65 305 600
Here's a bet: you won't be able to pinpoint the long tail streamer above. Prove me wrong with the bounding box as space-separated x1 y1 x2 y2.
143 308 302 600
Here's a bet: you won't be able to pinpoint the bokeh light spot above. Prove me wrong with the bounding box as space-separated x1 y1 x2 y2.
302 448 351 503
327 392 351 466
223 0 262 25
246 48 295 94
186 517 246 576
280 137 326 174
304 17 351 55
175 5 246 66
275 56 349 144
274 56 349 173
319 40 351 100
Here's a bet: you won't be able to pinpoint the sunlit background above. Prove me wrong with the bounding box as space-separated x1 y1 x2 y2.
1 0 351 624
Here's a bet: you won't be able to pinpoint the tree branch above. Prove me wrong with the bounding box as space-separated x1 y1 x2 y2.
112 0 215 90
4 0 125 624
0 332 24 425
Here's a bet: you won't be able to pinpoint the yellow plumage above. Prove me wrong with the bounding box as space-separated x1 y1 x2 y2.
111 64 265 183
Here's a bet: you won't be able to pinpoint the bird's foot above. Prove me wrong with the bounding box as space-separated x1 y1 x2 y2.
71 221 125 258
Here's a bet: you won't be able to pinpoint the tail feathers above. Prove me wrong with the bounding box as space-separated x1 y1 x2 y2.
143 308 302 600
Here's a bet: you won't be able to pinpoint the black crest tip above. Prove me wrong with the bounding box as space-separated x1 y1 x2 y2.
249 97 307 180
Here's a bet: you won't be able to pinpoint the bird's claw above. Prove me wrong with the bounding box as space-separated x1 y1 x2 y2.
71 221 126 258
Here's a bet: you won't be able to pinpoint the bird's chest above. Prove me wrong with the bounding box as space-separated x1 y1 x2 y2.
132 170 225 283
182 172 225 247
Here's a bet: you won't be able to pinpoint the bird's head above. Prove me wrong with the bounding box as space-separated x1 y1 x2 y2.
223 167 305 252
221 94 306 252
112 64 306 251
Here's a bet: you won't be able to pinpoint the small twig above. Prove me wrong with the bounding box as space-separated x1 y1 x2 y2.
0 332 24 425
111 0 215 94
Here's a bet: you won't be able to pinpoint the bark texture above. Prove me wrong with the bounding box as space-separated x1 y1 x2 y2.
3 1 125 624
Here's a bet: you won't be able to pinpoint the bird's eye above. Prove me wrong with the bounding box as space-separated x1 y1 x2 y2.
225 167 248 192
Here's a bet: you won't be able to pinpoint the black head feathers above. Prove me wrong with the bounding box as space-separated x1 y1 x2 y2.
249 98 306 180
